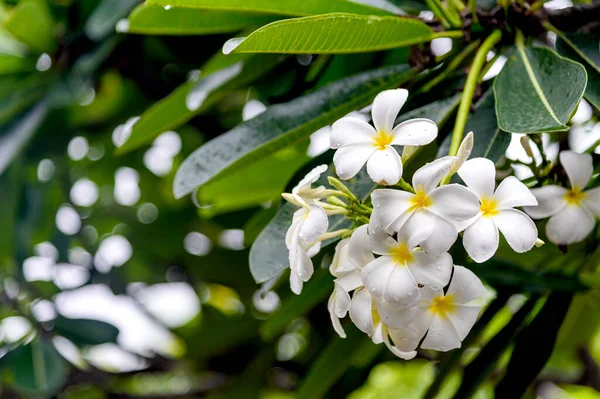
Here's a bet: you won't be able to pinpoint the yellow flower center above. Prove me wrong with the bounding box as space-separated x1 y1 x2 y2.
390 242 414 265
409 189 432 211
564 186 585 205
480 197 499 217
429 295 455 316
373 130 393 150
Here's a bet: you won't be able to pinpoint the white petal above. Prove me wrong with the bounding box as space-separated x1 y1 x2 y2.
410 251 453 291
448 305 482 341
494 176 538 208
384 327 418 359
560 150 593 189
294 246 314 282
429 184 481 223
421 315 462 351
582 187 600 217
347 225 375 269
333 144 375 180
391 118 438 146
412 156 456 194
330 117 377 149
335 270 363 293
349 287 374 336
372 322 385 344
524 186 567 219
285 216 303 249
371 189 414 233
368 219 401 256
371 88 408 133
294 164 327 192
330 239 354 276
383 265 421 308
463 216 499 263
419 212 458 256
367 147 403 185
333 281 352 317
446 265 487 304
306 241 321 258
494 209 538 253
396 210 435 249
328 292 346 338
361 256 396 301
458 157 496 198
407 299 435 339
546 205 595 245
377 299 417 329
290 270 303 295
298 204 329 242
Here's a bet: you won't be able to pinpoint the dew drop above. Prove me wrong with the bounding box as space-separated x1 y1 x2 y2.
164 5 172 10
115 19 130 33
222 37 246 55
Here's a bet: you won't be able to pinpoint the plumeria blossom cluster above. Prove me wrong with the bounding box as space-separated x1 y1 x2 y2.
279 88 589 358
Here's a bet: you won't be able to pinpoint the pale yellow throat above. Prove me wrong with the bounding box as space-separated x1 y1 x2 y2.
373 130 393 150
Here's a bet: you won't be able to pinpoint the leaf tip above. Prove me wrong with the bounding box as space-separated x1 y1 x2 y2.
222 37 246 55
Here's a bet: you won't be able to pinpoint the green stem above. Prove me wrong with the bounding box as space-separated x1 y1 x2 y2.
447 30 502 157
430 30 464 40
397 178 415 193
420 39 481 94
469 0 479 24
428 0 463 28
425 0 451 28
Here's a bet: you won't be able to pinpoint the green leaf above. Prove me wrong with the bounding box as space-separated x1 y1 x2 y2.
0 54 35 75
4 338 69 397
438 90 510 162
3 0 56 54
127 4 279 35
84 0 138 41
145 0 396 17
197 143 310 218
260 268 332 340
296 324 373 398
495 292 574 398
249 95 460 284
556 32 600 111
53 317 120 347
223 13 432 55
0 102 48 176
494 46 587 134
116 52 281 154
0 161 20 268
174 64 415 199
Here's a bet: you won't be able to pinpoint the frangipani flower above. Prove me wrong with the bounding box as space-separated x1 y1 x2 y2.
286 204 328 294
330 89 438 185
328 227 372 337
458 158 538 263
371 156 480 256
349 287 419 360
282 164 338 207
361 217 453 308
525 151 600 245
403 265 487 352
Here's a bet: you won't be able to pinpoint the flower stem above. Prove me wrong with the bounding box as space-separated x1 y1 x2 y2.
419 39 482 94
397 178 415 193
430 30 464 40
447 30 502 157
428 0 463 28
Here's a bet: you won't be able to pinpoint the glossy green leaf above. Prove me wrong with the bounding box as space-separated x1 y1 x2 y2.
438 90 510 162
260 268 332 340
495 292 574 398
494 46 587 134
197 144 310 218
116 52 280 154
3 0 56 54
249 96 460 283
556 32 600 111
84 0 138 41
174 64 415 199
0 54 35 74
4 338 69 397
223 13 432 55
53 317 120 347
145 0 396 17
127 4 278 35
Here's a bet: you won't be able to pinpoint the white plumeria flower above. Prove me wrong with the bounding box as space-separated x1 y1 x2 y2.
457 158 538 263
282 164 332 207
328 226 373 338
285 204 328 294
400 265 487 352
524 151 600 245
361 217 453 309
330 89 438 185
371 156 480 256
349 287 418 360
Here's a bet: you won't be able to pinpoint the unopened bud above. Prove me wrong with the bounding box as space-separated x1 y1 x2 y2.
535 238 545 248
327 176 357 200
520 135 534 158
448 131 474 176
402 145 417 162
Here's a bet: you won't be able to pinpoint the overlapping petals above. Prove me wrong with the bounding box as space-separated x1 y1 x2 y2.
525 151 600 245
331 89 438 185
